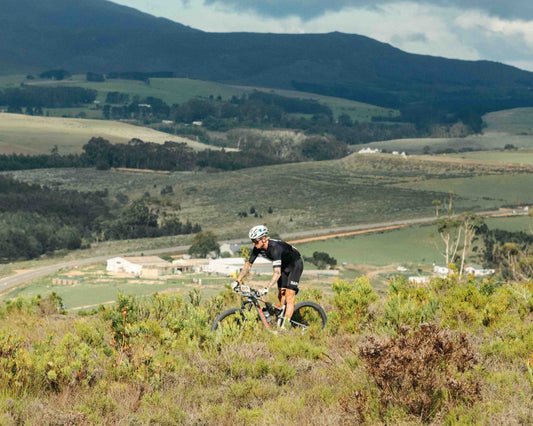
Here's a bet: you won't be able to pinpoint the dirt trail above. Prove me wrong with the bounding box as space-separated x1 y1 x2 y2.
287 224 407 244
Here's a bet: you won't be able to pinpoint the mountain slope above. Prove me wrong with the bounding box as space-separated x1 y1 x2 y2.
2 0 533 112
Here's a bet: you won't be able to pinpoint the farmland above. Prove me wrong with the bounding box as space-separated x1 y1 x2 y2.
5 152 533 238
1 74 396 123
352 107 533 154
0 113 212 155
1 207 530 310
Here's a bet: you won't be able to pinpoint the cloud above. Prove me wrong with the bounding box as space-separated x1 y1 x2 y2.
204 0 532 21
391 32 427 45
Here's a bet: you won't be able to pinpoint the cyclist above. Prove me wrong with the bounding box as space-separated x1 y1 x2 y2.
233 225 303 328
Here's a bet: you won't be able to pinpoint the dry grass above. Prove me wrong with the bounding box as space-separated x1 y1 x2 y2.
0 113 213 154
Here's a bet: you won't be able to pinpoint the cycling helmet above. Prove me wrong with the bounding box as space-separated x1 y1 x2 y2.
249 225 268 241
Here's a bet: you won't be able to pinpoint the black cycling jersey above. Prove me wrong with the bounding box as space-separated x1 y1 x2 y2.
248 239 301 269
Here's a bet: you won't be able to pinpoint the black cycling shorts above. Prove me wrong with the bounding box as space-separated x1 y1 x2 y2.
277 258 303 294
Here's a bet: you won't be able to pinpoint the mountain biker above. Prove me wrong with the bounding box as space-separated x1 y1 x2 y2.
233 225 303 328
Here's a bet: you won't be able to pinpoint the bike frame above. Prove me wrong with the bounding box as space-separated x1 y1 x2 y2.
239 285 285 329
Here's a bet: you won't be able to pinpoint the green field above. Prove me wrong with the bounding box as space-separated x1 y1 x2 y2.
353 133 533 155
447 149 533 165
395 173 533 207
485 215 533 232
1 74 396 122
2 263 230 310
1 262 318 310
5 153 533 240
6 214 530 308
298 215 532 267
352 108 533 154
484 107 533 134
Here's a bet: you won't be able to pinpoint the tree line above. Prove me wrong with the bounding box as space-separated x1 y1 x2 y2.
0 133 349 173
102 90 465 143
0 86 97 110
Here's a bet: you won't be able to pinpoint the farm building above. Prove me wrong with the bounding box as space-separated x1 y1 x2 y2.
204 257 273 276
433 264 453 278
106 256 177 278
409 276 431 285
465 266 495 277
172 258 209 273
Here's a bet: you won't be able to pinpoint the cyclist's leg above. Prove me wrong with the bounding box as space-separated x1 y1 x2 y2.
284 259 303 322
284 288 296 320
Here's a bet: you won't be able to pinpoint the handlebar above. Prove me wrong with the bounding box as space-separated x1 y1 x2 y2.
235 284 267 298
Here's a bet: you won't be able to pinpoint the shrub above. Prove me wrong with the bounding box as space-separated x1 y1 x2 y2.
381 276 439 332
0 332 32 395
359 323 481 422
331 277 378 333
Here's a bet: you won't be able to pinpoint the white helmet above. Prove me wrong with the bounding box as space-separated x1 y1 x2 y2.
249 225 268 240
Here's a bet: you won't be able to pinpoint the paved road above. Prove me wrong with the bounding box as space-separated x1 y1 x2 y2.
0 208 528 294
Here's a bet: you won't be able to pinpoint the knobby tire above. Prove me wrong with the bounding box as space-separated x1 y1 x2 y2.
290 301 327 330
210 307 246 331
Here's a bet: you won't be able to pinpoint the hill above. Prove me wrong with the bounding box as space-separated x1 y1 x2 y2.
353 108 533 155
3 0 533 116
0 275 531 424
0 113 213 154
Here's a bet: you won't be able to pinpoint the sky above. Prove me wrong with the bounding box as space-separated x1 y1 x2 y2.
112 0 533 72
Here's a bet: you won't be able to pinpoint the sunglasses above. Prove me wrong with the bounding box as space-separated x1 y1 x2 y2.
251 238 261 244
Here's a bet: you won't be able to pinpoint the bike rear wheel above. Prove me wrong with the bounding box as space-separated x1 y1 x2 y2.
210 307 247 332
290 301 327 331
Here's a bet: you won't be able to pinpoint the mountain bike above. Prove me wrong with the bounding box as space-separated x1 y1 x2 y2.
210 284 327 332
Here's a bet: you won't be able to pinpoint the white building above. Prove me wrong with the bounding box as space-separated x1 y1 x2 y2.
204 257 273 276
409 276 431 285
433 264 453 278
358 147 381 154
106 256 175 278
465 266 495 277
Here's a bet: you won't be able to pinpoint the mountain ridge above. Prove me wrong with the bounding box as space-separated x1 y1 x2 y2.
2 0 533 112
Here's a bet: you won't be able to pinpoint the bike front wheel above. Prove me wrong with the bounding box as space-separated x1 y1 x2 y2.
290 301 327 331
210 307 247 332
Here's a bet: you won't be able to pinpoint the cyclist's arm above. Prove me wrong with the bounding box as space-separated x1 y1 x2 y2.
266 266 281 290
236 261 253 283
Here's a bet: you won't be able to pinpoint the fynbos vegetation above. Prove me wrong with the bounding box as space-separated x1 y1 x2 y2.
1 275 531 424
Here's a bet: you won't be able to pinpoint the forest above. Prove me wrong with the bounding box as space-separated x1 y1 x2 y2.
0 175 200 261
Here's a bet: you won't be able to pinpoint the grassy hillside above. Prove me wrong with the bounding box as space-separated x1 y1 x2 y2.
1 74 395 123
0 113 212 154
353 108 533 154
0 275 531 424
4 153 533 239
484 107 533 135
448 150 533 165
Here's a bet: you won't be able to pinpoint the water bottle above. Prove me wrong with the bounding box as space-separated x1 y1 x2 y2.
262 307 271 323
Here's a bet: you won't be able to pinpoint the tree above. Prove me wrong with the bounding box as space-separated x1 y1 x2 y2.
493 242 533 281
457 213 484 276
436 217 462 266
188 231 220 258
436 213 484 275
432 200 442 217
309 251 337 269
447 190 455 215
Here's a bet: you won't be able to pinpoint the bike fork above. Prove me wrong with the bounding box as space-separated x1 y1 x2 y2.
276 304 287 328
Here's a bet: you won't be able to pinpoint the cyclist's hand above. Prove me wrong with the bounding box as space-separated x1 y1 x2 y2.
259 287 268 296
231 281 240 292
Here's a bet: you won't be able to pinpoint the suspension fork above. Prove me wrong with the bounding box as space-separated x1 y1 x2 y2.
276 303 287 327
